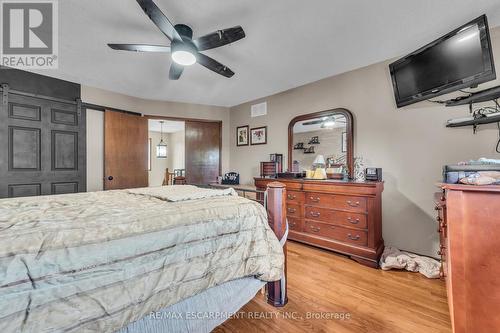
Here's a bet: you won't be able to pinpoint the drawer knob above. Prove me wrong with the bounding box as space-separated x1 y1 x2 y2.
347 217 359 224
347 200 360 207
347 234 360 241
310 197 320 202
287 208 296 213
439 267 445 279
287 194 296 200
310 211 321 218
289 222 296 228
310 226 321 233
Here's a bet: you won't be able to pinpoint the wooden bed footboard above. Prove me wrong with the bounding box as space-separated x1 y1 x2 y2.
265 182 288 307
204 182 288 307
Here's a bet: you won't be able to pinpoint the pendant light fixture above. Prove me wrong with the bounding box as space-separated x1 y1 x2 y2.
156 121 167 158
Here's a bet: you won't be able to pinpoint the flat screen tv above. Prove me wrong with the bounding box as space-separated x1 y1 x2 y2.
389 15 496 108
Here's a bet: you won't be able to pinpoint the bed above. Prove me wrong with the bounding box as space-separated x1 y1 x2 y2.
0 183 288 333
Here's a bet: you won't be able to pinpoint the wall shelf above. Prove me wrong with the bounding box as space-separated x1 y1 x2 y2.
446 113 500 128
445 85 500 107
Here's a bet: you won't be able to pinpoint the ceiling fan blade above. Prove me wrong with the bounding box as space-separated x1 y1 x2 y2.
136 0 183 42
193 26 246 51
108 44 171 53
303 120 323 125
169 62 184 80
197 53 234 78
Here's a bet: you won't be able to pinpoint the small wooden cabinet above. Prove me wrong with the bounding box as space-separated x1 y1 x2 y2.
435 184 500 333
255 178 384 267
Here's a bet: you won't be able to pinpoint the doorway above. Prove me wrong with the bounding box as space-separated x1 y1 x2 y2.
148 119 185 187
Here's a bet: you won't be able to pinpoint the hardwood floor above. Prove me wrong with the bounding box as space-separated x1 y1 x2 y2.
215 241 451 333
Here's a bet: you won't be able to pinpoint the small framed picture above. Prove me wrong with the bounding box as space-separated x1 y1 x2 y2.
342 132 347 152
250 126 267 145
236 125 249 146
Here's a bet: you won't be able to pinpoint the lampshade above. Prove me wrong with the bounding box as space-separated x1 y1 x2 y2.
313 155 326 165
156 121 167 158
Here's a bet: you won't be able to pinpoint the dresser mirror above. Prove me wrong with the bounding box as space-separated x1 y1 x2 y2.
288 108 354 178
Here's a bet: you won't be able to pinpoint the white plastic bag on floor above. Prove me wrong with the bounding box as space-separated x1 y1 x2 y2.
379 246 440 279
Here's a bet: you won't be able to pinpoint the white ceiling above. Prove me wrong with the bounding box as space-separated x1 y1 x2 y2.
33 0 500 107
294 114 346 133
148 119 184 133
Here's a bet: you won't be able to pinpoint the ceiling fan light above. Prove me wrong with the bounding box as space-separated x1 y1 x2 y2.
172 50 196 66
323 120 336 127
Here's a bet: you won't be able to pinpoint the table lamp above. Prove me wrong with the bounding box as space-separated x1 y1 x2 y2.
312 154 327 180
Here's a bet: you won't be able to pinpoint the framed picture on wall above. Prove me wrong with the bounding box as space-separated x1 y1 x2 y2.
342 132 347 152
250 126 267 145
236 125 249 146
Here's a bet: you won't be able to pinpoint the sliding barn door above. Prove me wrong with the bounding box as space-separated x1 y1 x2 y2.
104 110 148 190
0 93 86 198
185 121 221 185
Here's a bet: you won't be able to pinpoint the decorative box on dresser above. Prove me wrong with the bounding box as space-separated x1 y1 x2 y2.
435 184 500 333
255 178 384 268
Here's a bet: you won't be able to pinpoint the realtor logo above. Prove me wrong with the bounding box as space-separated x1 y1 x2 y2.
0 0 58 68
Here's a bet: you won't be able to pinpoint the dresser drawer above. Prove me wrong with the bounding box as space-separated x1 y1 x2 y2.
304 206 335 223
304 220 368 247
304 207 368 229
286 203 301 218
287 217 302 232
334 210 368 229
305 192 367 213
286 190 304 204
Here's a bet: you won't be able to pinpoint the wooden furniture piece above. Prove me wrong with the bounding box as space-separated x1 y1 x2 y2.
255 178 384 268
435 184 500 333
163 168 174 185
104 110 148 190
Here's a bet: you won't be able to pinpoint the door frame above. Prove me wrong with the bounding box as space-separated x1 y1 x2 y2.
144 115 222 176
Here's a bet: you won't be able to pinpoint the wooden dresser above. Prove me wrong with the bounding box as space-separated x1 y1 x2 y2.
255 178 384 267
435 184 500 333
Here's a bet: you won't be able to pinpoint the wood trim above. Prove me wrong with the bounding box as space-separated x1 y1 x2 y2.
146 115 223 178
288 108 354 178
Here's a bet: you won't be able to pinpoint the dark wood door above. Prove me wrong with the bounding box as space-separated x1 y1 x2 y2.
185 121 221 185
0 93 86 198
104 110 148 190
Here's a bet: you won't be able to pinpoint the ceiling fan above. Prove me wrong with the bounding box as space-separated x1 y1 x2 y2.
108 0 246 80
303 115 347 128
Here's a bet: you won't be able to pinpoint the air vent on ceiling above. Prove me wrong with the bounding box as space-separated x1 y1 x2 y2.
251 102 267 117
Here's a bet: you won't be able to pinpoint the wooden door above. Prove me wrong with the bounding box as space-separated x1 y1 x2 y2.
104 110 148 190
185 121 221 185
0 93 86 198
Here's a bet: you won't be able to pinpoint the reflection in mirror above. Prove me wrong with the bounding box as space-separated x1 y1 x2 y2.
292 113 348 176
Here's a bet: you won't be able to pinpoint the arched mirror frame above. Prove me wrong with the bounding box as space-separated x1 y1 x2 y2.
288 108 354 179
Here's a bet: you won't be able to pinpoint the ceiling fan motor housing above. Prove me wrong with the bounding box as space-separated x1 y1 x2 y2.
174 24 193 40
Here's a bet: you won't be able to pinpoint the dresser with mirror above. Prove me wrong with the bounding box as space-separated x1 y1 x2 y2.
254 108 384 268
